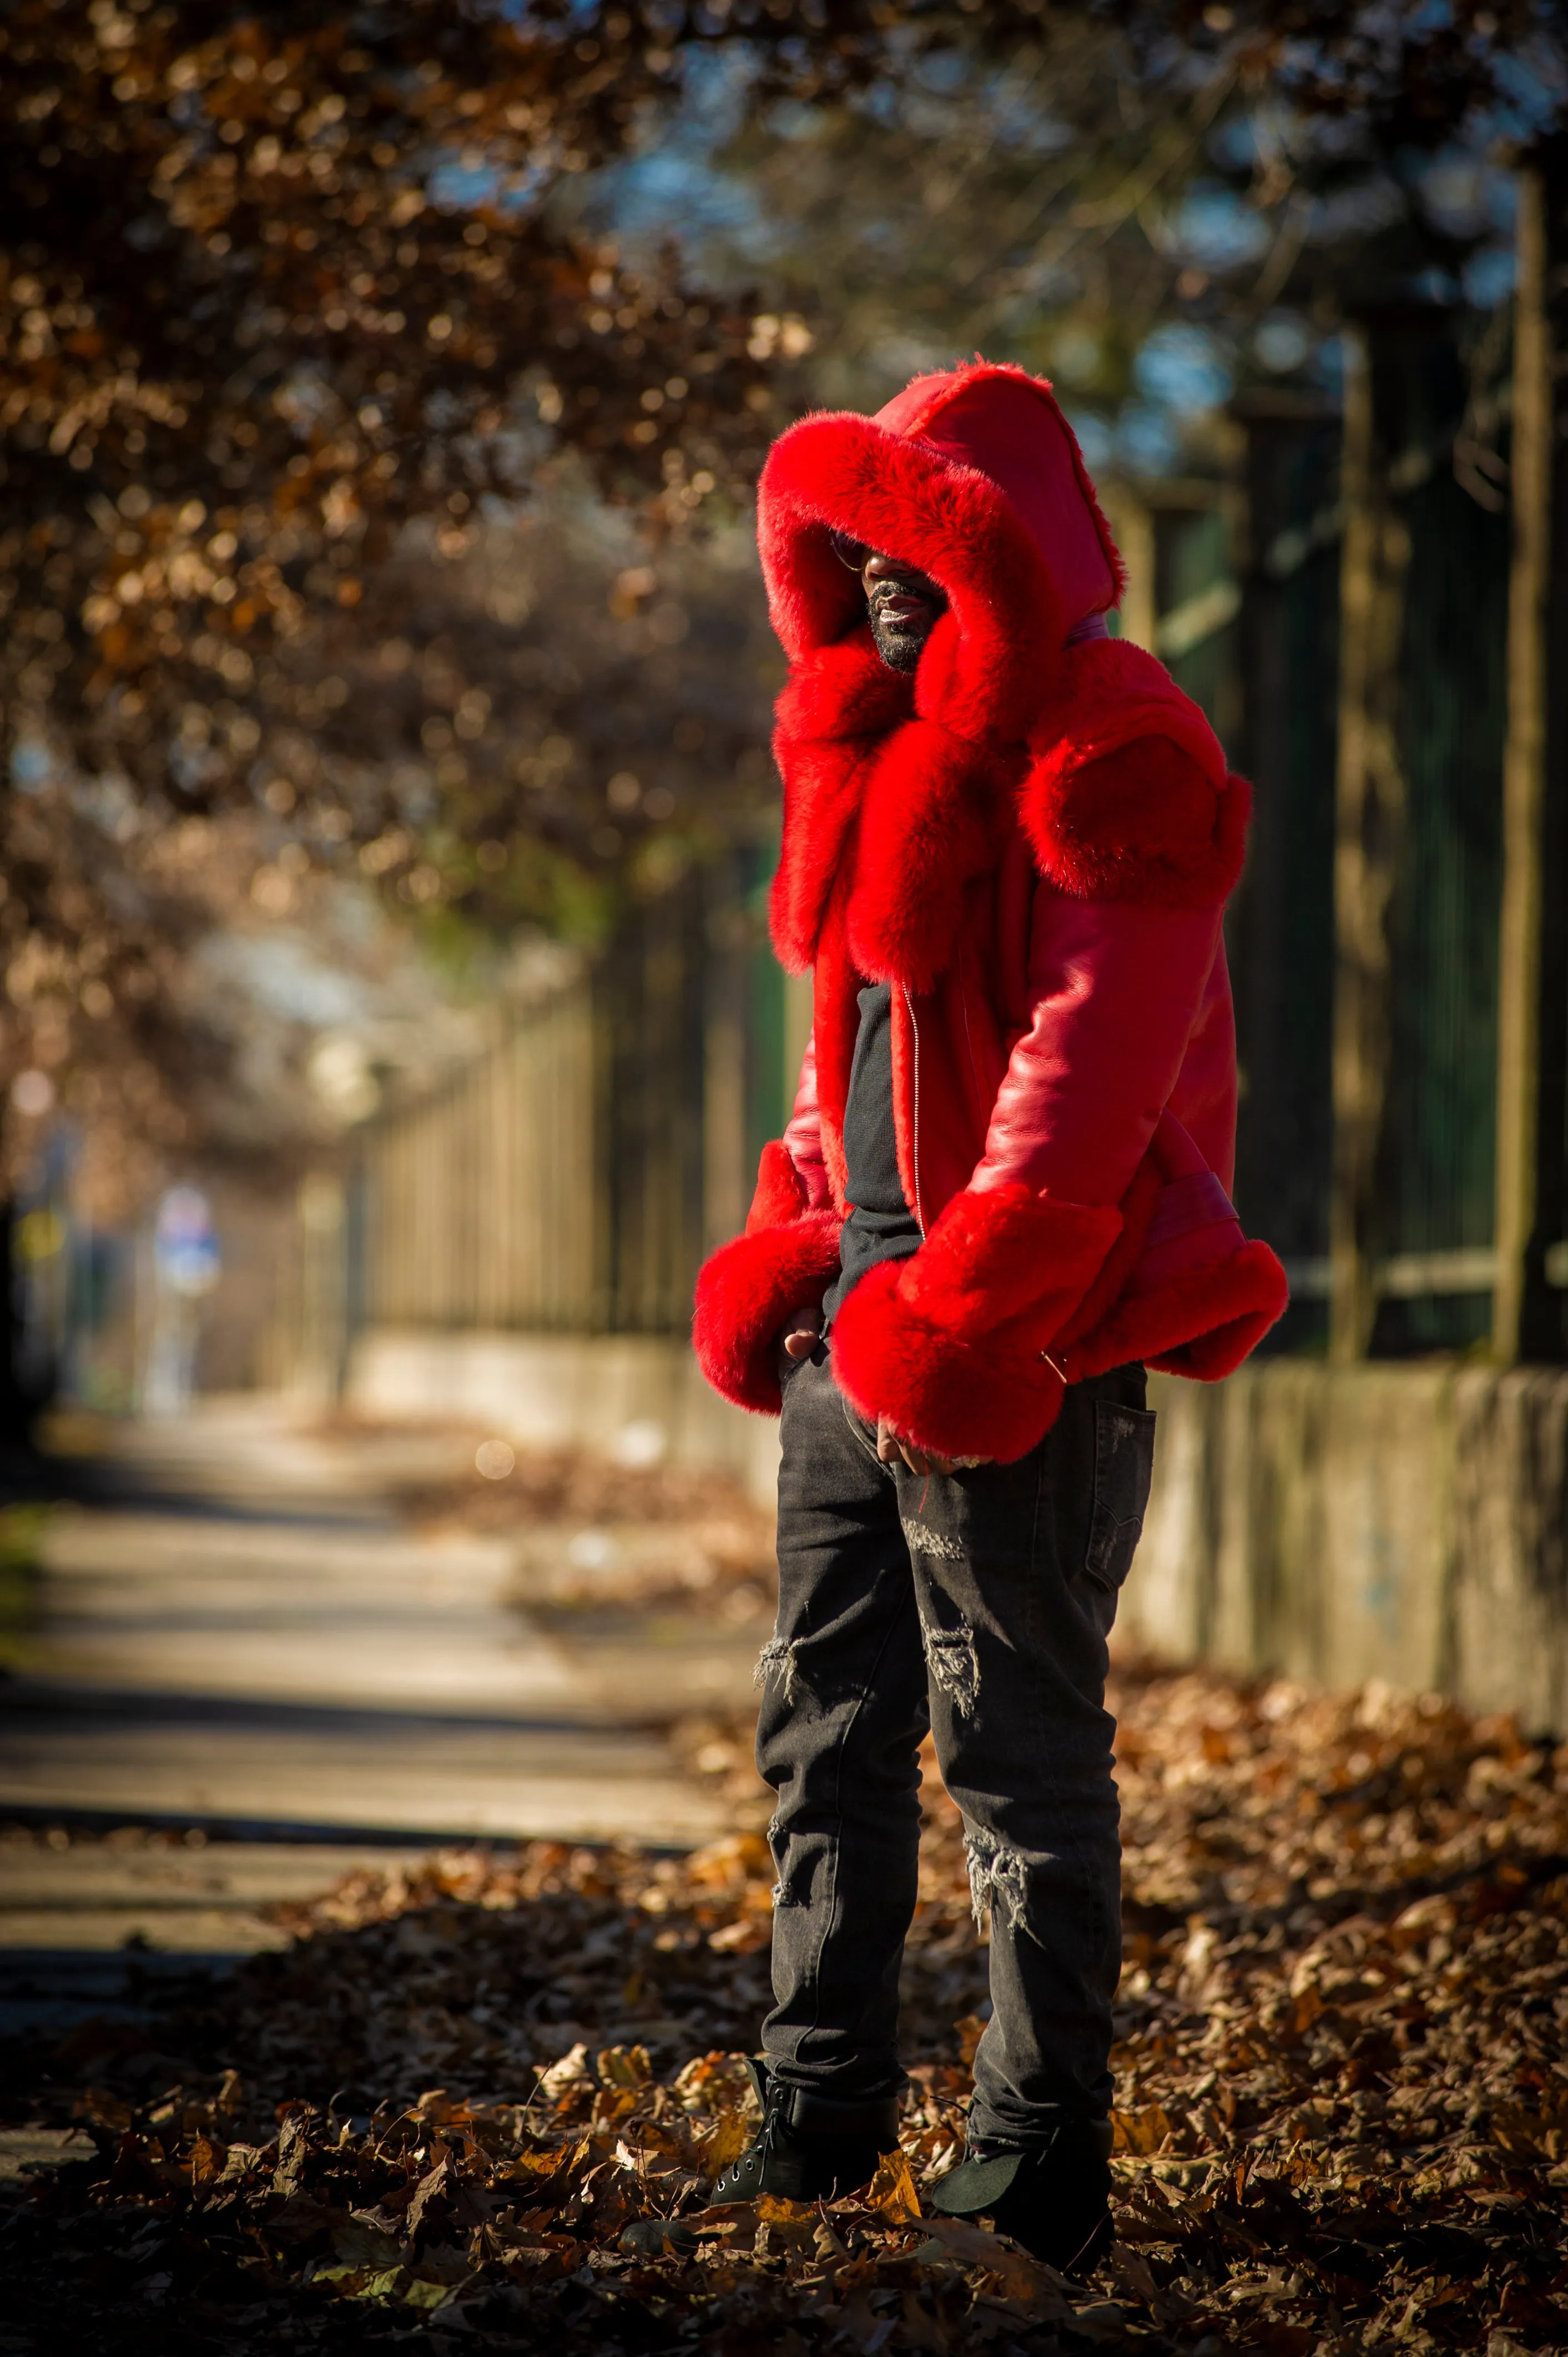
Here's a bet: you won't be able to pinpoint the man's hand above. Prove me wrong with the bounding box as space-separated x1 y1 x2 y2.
876 1416 990 1477
778 1303 822 1379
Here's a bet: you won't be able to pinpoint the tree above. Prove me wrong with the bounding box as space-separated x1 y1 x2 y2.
0 0 1559 1151
0 0 788 1159
0 2 784 807
669 1 1552 467
12 1 1546 822
249 481 784 943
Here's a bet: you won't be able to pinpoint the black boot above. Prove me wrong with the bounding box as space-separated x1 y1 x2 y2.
708 2058 900 2205
929 2116 1113 2274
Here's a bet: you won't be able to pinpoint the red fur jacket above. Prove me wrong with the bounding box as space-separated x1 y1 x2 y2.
694 362 1288 1463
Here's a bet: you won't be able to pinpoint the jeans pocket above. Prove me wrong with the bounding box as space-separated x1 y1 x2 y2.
1085 1401 1156 1589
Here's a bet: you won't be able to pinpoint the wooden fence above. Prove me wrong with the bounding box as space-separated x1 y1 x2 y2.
341 853 807 1347
365 975 597 1332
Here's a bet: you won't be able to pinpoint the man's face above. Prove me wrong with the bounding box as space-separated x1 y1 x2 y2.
836 537 948 673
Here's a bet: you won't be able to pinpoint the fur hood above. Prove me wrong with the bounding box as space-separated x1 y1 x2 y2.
757 361 1244 993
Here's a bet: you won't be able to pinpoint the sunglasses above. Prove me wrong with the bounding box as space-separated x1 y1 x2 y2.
830 530 871 572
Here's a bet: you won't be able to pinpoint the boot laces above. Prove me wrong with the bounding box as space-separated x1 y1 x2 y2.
717 2074 786 2195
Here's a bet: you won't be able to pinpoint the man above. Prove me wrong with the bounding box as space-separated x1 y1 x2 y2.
693 361 1285 2270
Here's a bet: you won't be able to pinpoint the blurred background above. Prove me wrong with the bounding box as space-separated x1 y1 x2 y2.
2 0 1567 1721
8 26 1568 2333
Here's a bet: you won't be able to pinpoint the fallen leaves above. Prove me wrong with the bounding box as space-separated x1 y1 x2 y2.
866 2145 925 2225
2 1661 1566 2350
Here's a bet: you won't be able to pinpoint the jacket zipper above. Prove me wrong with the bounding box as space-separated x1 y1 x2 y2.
903 985 926 1235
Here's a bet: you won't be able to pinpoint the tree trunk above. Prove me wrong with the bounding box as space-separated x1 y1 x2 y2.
1329 324 1411 1361
1495 156 1568 1363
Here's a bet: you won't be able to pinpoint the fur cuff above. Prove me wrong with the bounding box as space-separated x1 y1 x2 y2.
830 1261 1067 1464
1143 1242 1290 1379
830 1185 1122 1462
1072 1240 1290 1386
899 1185 1121 1344
693 1210 841 1416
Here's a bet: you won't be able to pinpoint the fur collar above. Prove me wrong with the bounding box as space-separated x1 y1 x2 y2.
768 635 1028 990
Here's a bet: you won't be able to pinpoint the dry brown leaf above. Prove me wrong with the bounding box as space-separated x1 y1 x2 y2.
865 2144 922 2223
597 2044 652 2090
1112 2104 1173 2155
914 2213 1068 2310
695 2110 750 2175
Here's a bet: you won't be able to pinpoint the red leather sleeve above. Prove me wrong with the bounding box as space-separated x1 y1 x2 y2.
968 883 1226 1209
779 1030 832 1212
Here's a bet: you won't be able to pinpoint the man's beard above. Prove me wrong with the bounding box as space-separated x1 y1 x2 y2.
868 608 932 673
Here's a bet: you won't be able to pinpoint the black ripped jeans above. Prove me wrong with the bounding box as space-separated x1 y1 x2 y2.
756 1343 1154 2147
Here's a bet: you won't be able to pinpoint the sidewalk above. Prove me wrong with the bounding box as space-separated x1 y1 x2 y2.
0 1397 752 2026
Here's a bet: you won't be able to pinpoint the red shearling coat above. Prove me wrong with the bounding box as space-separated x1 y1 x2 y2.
694 362 1288 1464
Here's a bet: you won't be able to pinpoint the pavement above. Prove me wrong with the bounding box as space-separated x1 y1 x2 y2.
0 1397 760 2034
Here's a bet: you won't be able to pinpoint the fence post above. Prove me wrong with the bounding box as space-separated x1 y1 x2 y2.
1329 324 1410 1362
704 889 751 1255
1106 487 1157 652
1493 167 1556 1362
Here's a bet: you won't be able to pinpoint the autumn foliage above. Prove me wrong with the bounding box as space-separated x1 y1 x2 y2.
2 1 784 790
1 0 797 1167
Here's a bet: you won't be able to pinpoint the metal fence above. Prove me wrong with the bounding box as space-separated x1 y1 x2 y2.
1164 318 1528 1359
317 225 1566 1372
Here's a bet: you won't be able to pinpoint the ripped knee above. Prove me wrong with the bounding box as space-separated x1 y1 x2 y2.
754 1635 801 1703
965 1828 1032 1934
921 1621 979 1716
